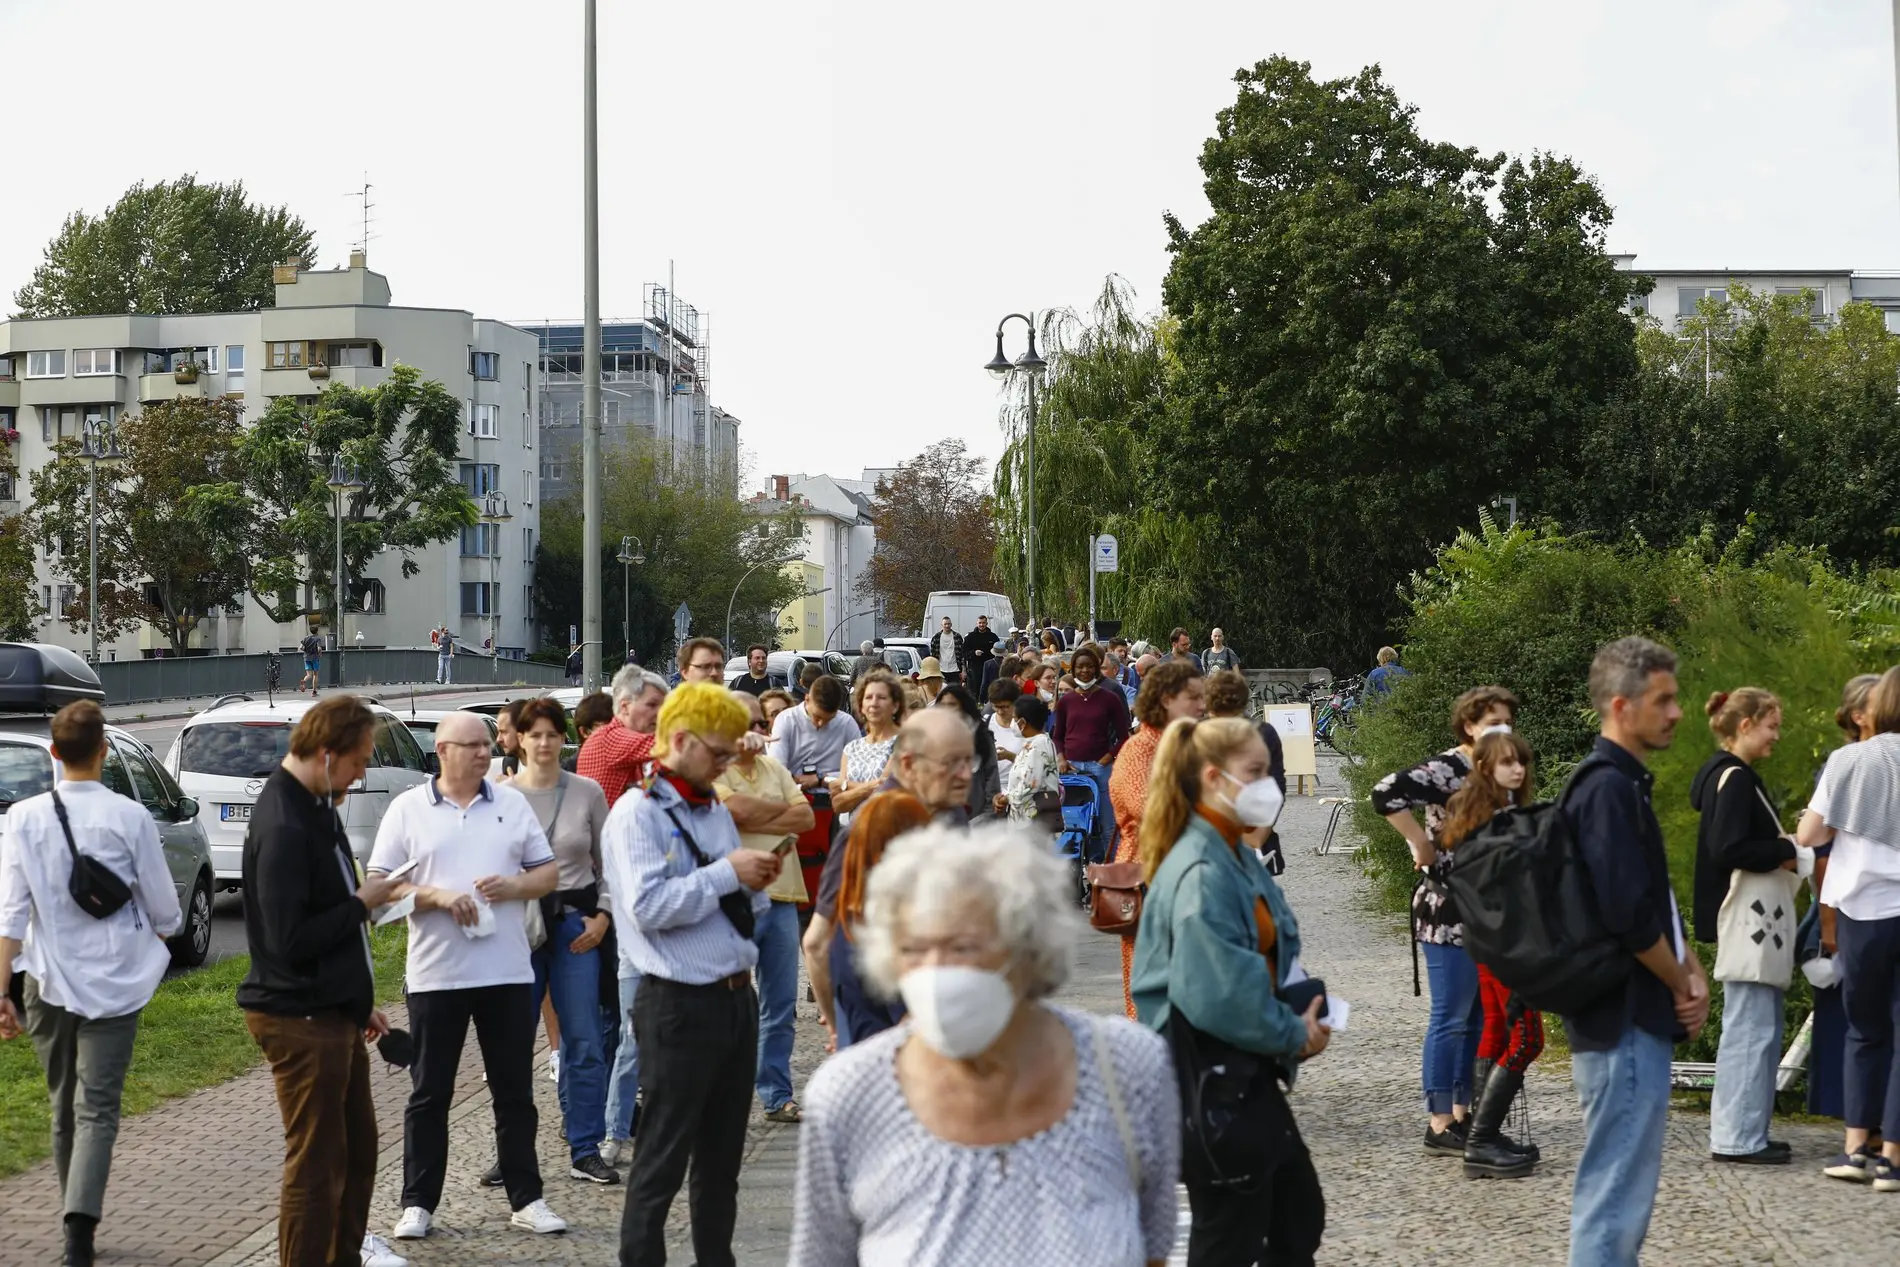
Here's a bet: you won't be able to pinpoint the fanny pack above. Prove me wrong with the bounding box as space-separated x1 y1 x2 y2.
53 791 135 921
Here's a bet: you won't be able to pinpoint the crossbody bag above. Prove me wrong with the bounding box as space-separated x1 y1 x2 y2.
524 778 569 950
52 791 135 921
662 803 755 941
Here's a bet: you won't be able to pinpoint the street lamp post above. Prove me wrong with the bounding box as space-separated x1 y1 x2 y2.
482 491 515 680
616 535 646 666
80 417 123 665
985 313 1046 628
325 458 364 688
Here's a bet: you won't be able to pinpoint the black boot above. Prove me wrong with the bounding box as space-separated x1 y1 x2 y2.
63 1214 96 1267
1470 1057 1495 1110
1463 1068 1535 1179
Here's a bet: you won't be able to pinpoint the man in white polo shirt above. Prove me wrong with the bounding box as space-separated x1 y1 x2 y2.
368 712 565 1241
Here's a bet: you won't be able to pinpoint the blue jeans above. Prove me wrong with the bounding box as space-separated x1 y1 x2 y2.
604 967 641 1142
1071 760 1114 864
754 900 800 1111
436 655 451 684
1837 910 1900 1139
1570 1024 1672 1267
1710 980 1782 1155
530 911 607 1162
1420 941 1481 1115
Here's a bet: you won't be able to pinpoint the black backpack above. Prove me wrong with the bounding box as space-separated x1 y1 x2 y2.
1442 756 1631 1017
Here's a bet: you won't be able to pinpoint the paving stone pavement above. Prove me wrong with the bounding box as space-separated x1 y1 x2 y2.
8 751 1900 1265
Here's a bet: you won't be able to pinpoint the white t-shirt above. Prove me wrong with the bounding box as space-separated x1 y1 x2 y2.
368 779 555 992
1813 770 1900 921
988 714 1020 785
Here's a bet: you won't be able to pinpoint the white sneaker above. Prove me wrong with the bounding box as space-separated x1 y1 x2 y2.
391 1207 432 1240
361 1232 409 1267
509 1198 568 1234
600 1138 628 1167
547 1049 561 1083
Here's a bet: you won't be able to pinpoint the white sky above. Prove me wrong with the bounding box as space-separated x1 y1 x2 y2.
2 0 1895 487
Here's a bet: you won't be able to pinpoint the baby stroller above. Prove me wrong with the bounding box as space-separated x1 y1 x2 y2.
1054 774 1102 905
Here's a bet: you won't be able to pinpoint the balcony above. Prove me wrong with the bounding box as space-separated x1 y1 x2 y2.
0 377 17 408
20 374 126 406
137 373 206 404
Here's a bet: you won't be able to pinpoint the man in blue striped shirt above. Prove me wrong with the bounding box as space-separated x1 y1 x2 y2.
602 682 782 1267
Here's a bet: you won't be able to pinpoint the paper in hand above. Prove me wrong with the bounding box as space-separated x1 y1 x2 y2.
1324 997 1350 1033
458 896 498 940
373 892 417 926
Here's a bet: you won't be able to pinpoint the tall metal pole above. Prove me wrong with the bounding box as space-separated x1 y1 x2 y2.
87 455 98 665
1025 369 1038 628
580 0 604 693
1893 0 1900 217
334 490 345 688
1087 531 1095 646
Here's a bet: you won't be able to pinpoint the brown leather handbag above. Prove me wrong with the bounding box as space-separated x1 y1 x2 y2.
1087 860 1145 934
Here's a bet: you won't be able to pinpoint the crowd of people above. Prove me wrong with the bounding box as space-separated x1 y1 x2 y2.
7 616 1889 1267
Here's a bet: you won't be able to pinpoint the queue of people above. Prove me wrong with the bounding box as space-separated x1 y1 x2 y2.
30 619 1898 1267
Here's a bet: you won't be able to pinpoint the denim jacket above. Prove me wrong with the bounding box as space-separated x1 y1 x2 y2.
1131 811 1310 1072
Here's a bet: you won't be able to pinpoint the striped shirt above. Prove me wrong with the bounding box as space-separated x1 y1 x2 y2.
601 775 770 985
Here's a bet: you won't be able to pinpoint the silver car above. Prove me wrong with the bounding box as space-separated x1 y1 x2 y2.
0 723 216 968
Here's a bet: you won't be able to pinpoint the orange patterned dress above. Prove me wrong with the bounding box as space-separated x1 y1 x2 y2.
1107 724 1163 1019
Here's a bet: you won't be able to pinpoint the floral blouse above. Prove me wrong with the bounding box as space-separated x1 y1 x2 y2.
1369 747 1472 946
1005 733 1060 823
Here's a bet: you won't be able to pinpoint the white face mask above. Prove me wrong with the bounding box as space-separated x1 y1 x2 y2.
1219 769 1285 829
899 965 1016 1059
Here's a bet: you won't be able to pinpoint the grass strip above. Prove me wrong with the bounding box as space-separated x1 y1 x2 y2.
0 924 406 1178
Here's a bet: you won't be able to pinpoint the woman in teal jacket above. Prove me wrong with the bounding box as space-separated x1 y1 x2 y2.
1132 716 1331 1267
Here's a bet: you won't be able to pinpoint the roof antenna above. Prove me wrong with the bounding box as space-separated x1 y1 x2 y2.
347 174 375 258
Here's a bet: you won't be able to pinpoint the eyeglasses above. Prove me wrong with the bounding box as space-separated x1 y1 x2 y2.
688 659 724 674
749 720 769 732
438 740 489 753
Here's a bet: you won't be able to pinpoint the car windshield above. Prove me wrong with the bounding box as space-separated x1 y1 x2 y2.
178 721 292 779
0 743 54 810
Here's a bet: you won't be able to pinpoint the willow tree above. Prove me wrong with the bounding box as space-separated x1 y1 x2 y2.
991 276 1208 640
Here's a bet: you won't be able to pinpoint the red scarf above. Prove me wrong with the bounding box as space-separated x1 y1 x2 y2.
654 766 714 807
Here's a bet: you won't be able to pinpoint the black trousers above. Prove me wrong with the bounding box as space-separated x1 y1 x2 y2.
618 975 758 1267
403 984 542 1213
1185 1080 1325 1267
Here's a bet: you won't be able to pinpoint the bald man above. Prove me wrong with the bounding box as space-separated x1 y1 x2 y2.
368 710 566 1240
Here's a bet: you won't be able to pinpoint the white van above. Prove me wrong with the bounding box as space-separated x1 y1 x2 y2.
922 591 1017 636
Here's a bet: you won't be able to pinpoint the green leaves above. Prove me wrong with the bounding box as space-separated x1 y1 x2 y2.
12 176 315 318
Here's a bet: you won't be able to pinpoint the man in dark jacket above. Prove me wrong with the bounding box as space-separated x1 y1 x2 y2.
1560 637 1708 1267
929 618 967 685
239 696 402 1267
963 616 1000 684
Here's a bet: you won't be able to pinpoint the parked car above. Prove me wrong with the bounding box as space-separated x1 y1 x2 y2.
724 651 854 692
0 718 215 967
877 639 932 677
163 695 434 886
400 709 505 779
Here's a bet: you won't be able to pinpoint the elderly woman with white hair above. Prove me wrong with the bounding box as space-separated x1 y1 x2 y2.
789 823 1179 1267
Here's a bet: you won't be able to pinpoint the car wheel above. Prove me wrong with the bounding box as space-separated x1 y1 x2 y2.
171 872 214 968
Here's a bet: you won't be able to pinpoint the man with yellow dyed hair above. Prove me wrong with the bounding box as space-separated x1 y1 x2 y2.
599 681 782 1265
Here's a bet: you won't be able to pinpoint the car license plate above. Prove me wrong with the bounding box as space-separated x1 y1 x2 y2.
220 803 252 823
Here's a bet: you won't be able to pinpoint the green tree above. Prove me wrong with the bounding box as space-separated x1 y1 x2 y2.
240 364 474 626
13 176 315 318
533 439 804 665
859 439 996 632
1554 288 1900 566
0 439 38 640
26 397 250 653
1155 57 1644 669
991 277 1210 642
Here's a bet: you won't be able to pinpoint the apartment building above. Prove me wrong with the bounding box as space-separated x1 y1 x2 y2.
1615 255 1900 332
749 472 881 651
0 253 543 660
524 283 740 503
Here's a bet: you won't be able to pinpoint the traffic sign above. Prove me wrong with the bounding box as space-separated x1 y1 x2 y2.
1094 534 1120 573
673 602 693 644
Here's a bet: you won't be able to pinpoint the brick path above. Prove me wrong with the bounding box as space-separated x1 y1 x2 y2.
7 751 1899 1265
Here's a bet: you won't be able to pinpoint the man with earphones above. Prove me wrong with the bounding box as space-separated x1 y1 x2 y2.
237 696 409 1267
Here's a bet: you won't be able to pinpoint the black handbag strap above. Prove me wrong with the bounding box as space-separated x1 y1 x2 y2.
50 791 80 865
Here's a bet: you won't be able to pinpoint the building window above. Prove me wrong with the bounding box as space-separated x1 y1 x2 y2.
460 462 500 495
472 350 499 380
522 470 535 505
268 341 309 369
73 349 120 377
350 579 386 613
460 582 498 616
42 585 52 612
460 522 500 557
0 471 14 500
226 345 245 383
1677 287 1726 317
0 356 13 379
470 403 500 438
326 341 383 368
521 413 532 448
539 455 569 483
56 584 75 615
524 526 534 558
25 351 66 378
1773 286 1827 320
